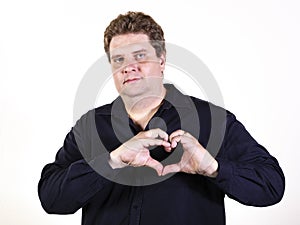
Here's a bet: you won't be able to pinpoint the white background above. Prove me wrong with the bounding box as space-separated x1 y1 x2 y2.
1 0 299 224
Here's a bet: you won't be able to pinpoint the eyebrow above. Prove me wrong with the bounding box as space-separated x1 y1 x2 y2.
110 49 147 59
132 49 147 54
110 54 123 60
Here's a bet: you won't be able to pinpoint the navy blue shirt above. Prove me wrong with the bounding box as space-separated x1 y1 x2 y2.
38 84 285 225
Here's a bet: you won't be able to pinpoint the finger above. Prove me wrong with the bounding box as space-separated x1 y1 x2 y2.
164 146 172 152
170 130 196 147
162 164 181 176
122 138 171 153
169 129 185 140
143 128 169 141
170 135 181 148
144 158 164 176
142 138 171 148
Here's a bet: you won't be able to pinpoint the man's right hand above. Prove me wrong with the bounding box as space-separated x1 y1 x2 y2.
109 128 171 176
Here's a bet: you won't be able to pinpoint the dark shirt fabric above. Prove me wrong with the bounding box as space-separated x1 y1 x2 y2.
38 84 285 225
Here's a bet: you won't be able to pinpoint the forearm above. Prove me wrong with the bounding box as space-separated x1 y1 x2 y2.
38 159 109 214
208 112 285 206
213 155 284 206
38 110 119 214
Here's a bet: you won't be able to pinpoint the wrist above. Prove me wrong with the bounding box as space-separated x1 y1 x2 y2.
204 160 219 178
108 151 125 169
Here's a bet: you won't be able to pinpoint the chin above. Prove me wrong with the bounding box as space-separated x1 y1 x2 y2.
121 85 151 98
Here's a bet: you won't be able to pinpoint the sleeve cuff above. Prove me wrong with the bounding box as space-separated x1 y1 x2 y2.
88 152 123 184
209 158 234 192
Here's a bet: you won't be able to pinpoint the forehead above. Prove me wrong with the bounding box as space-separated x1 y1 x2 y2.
109 33 154 55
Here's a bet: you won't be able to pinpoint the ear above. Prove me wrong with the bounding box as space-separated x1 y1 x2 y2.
160 58 164 65
159 54 166 72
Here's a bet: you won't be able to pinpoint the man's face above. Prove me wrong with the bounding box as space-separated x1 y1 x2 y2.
109 33 165 98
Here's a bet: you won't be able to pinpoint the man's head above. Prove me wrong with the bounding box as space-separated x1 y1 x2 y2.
104 11 166 61
104 12 167 100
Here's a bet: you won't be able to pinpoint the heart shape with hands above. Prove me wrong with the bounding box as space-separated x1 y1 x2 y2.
109 128 219 178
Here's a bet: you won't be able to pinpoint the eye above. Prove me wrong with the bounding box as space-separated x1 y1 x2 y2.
134 53 146 60
112 57 124 64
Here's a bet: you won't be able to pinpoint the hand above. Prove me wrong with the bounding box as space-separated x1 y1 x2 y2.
109 128 171 176
162 130 218 177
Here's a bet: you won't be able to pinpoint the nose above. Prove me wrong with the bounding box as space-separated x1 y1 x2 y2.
122 58 139 74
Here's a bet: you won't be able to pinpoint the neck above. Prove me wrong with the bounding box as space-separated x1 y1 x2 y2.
122 87 166 129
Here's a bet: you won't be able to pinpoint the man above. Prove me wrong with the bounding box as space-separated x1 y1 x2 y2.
38 11 285 225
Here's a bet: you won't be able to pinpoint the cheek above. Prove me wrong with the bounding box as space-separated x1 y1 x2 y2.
141 62 162 77
112 73 123 92
149 65 163 77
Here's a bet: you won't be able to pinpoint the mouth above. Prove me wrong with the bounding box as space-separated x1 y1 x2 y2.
123 77 141 84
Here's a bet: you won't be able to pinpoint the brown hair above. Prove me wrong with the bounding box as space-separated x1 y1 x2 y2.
104 11 166 61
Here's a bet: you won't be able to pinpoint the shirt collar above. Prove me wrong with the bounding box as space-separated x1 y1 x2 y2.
162 83 194 110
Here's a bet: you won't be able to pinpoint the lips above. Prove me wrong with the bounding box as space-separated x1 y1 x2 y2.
123 77 141 84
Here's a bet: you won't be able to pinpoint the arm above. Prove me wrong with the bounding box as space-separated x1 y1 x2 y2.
162 112 285 206
38 112 112 214
213 113 285 206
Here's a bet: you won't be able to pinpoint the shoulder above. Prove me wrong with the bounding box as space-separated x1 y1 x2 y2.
189 96 238 129
190 96 233 116
73 102 114 128
94 102 113 116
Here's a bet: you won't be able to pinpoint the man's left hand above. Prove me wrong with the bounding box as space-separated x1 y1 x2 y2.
162 130 218 178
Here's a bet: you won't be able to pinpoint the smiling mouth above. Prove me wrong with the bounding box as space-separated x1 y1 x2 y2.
123 78 141 84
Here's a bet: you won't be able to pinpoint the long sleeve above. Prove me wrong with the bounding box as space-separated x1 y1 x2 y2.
213 112 285 206
38 110 113 214
38 131 111 214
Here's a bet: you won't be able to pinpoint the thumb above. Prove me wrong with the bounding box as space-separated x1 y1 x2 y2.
162 164 181 176
144 158 164 176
